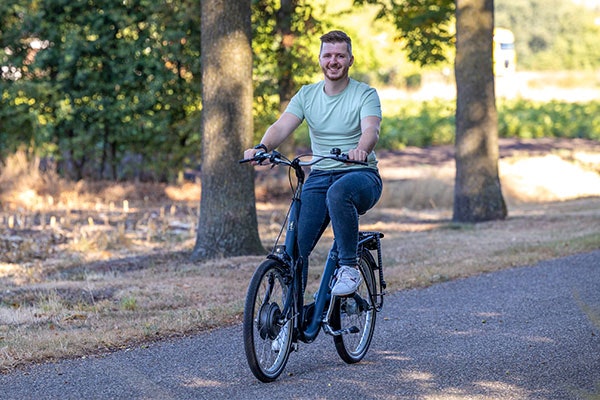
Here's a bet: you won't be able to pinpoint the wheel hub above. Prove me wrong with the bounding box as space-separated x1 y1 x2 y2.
258 302 282 340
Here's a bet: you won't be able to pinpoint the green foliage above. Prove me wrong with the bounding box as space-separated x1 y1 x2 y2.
379 99 600 148
354 0 455 66
380 99 455 149
495 0 600 71
1 0 201 181
497 99 600 140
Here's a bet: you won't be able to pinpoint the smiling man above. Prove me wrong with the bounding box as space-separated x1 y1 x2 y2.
244 30 382 298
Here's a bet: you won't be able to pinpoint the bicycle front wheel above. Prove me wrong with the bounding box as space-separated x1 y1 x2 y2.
331 250 377 363
243 259 294 382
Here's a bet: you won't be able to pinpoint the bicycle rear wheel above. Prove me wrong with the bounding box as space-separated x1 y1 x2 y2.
243 259 294 382
331 250 377 363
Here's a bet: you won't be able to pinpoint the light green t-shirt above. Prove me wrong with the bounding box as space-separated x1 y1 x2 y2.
284 78 382 171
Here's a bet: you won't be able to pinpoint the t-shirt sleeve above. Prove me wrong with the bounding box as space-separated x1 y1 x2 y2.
360 87 382 120
284 86 305 121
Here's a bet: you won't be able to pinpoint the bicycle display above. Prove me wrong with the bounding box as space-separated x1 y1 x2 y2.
240 149 386 382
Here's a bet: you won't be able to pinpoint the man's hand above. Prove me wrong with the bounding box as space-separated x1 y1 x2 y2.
243 148 259 160
243 148 264 165
347 148 368 162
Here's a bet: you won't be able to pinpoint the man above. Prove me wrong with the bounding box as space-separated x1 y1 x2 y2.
244 30 382 296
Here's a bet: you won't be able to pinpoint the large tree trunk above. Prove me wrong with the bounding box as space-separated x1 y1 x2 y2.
191 0 264 261
453 0 507 222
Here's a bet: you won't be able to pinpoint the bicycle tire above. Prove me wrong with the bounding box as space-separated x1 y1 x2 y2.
331 249 377 364
243 259 294 382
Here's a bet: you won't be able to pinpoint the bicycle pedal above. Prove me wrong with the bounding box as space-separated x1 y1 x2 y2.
323 324 360 336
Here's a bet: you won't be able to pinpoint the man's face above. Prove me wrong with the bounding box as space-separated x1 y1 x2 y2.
319 41 354 82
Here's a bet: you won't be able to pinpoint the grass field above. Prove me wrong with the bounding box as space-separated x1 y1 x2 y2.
1 138 599 373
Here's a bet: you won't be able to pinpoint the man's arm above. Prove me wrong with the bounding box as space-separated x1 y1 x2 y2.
244 112 302 160
260 112 302 152
347 115 381 161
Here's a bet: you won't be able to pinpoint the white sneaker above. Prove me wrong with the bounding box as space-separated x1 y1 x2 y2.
331 265 362 296
271 321 289 352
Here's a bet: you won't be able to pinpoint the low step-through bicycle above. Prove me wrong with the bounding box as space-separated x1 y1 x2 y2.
240 148 386 382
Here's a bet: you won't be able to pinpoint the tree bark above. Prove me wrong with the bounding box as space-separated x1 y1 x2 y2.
191 0 264 261
453 0 507 222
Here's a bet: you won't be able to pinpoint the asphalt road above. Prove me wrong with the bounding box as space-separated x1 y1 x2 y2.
1 250 599 400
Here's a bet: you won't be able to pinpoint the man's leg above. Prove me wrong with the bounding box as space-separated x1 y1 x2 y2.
327 169 382 295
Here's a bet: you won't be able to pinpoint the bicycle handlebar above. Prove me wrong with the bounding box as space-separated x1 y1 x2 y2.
239 148 368 168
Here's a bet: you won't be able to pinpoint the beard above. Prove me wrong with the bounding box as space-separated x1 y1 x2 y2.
322 64 350 81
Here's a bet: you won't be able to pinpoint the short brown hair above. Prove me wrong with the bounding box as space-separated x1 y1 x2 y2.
319 30 352 56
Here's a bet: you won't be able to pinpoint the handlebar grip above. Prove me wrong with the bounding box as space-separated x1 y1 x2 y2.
337 153 368 166
239 151 269 164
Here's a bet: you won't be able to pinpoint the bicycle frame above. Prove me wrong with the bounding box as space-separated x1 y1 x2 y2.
259 151 386 343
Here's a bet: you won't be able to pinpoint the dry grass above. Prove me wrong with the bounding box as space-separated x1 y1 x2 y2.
1 139 599 373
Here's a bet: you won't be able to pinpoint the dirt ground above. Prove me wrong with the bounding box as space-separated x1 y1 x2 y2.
381 137 600 204
378 137 600 168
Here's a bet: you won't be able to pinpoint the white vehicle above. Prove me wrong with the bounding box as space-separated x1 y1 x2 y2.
494 28 516 76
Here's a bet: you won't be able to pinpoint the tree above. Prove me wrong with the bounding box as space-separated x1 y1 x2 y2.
0 0 202 180
355 0 506 222
191 0 264 261
454 0 506 222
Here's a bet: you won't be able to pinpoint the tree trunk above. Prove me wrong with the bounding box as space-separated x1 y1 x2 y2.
191 0 264 261
453 0 507 222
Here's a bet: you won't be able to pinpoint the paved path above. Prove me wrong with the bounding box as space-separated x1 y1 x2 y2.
1 251 599 399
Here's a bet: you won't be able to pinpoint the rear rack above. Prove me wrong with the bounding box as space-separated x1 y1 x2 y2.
358 231 386 311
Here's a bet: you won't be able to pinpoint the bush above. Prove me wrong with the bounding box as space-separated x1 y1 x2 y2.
378 99 600 149
498 100 600 141
379 99 455 149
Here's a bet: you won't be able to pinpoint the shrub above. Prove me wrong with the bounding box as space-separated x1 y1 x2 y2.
378 98 600 148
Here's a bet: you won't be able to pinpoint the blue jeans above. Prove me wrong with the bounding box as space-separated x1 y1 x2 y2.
297 168 382 288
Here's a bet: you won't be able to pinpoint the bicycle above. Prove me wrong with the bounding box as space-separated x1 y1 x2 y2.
240 148 386 382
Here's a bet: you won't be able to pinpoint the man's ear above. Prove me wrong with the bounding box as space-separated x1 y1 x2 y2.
349 55 354 66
